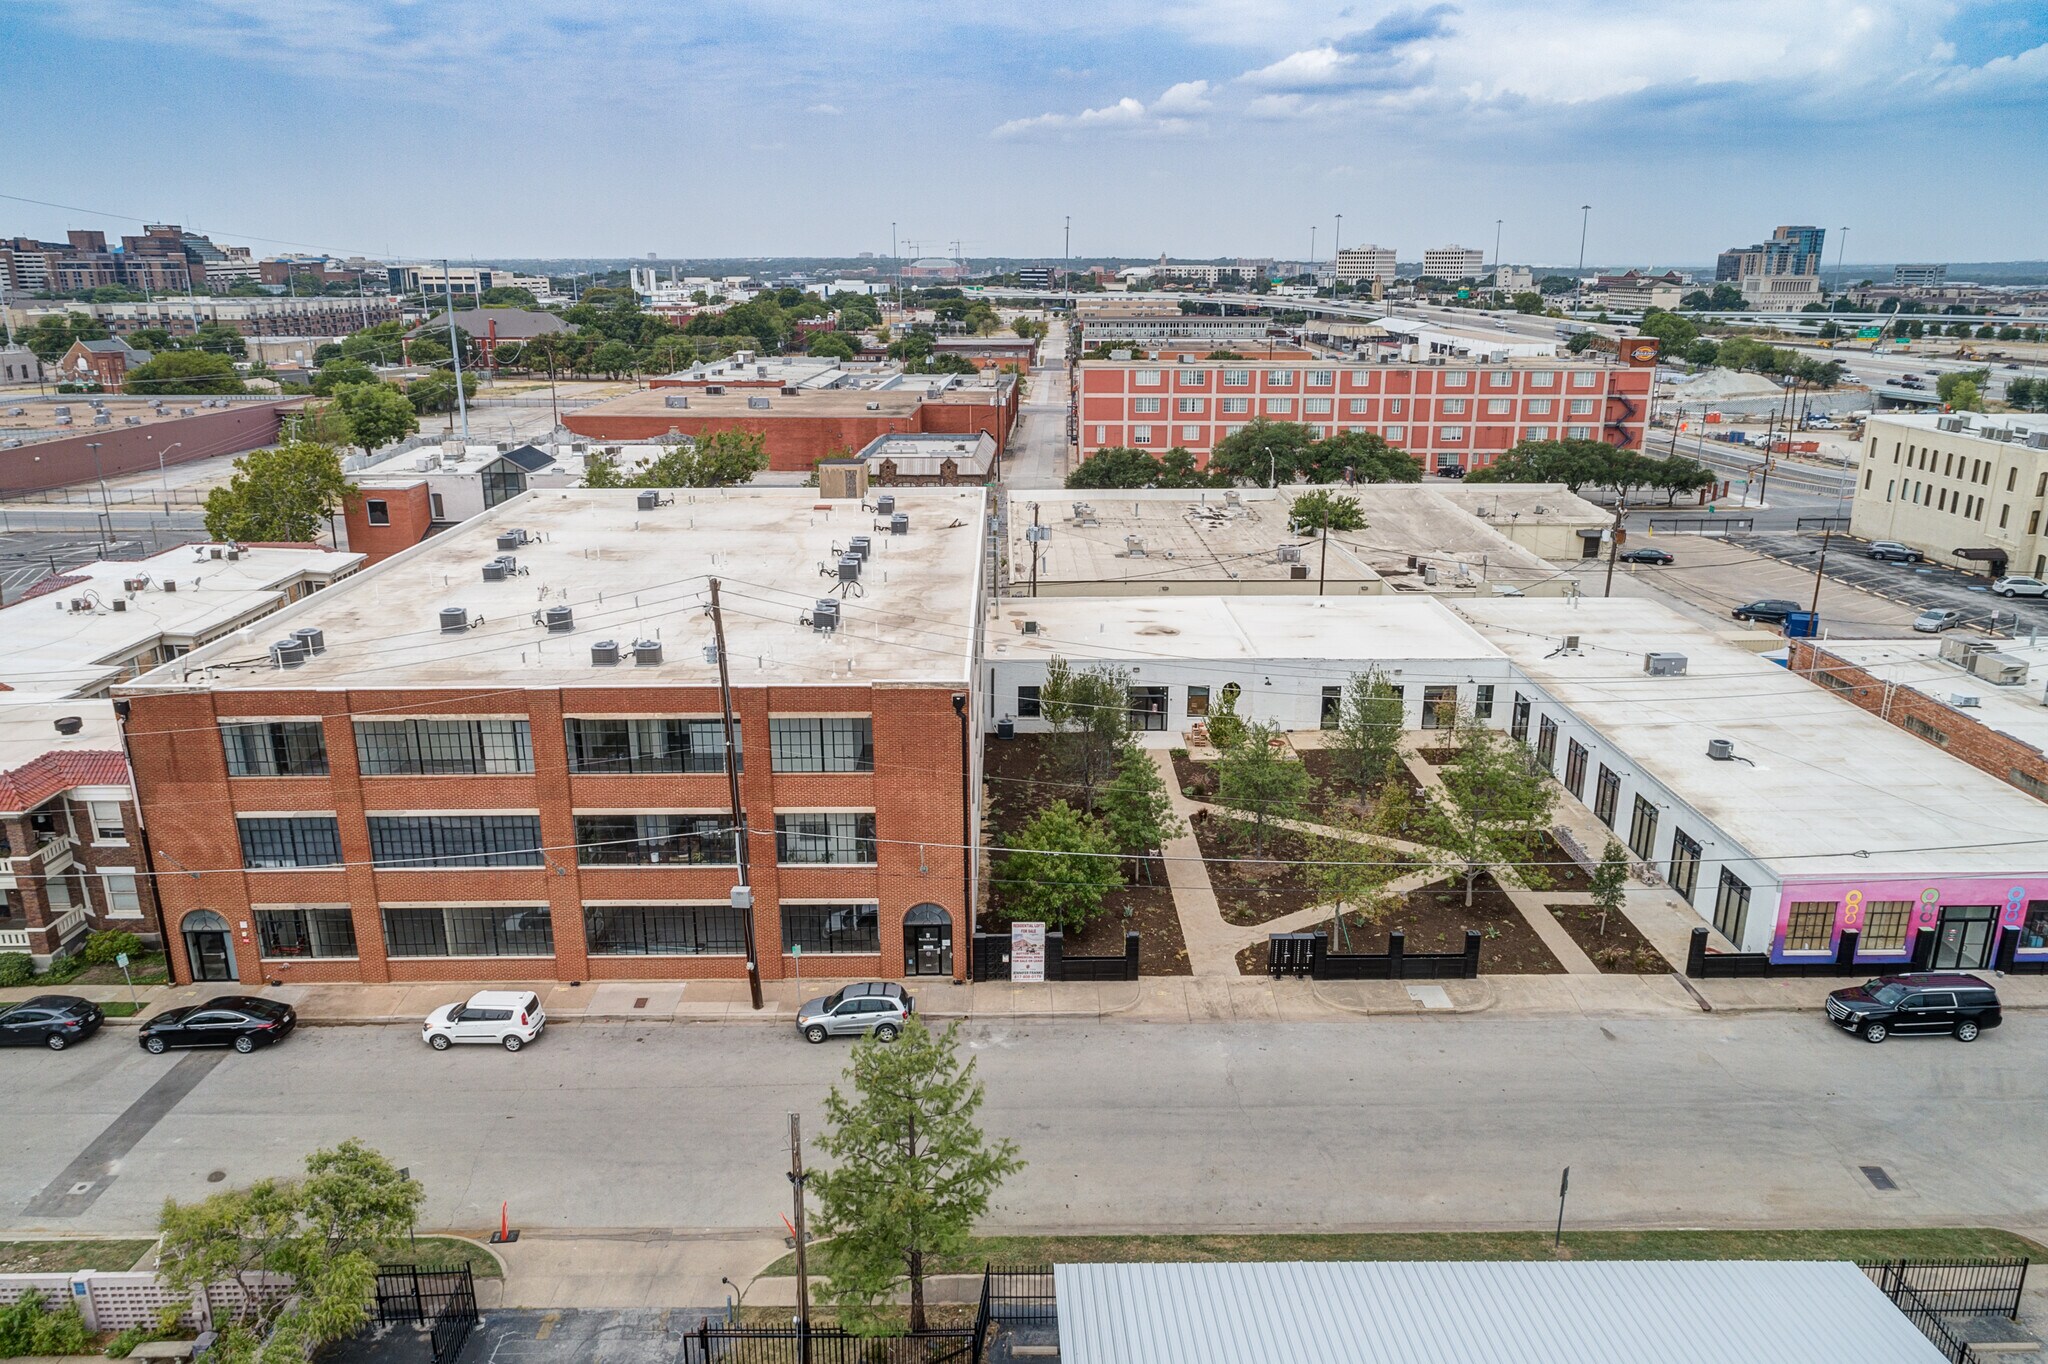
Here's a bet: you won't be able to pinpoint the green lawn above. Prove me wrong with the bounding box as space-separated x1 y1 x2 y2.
759 1227 2048 1276
0 1239 155 1274
406 1236 503 1278
100 1000 145 1018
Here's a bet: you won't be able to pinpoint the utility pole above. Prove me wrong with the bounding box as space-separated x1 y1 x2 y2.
1603 500 1625 597
1809 525 1833 615
442 259 470 442
788 1111 813 1364
1492 218 1503 287
1576 205 1592 276
1318 521 1329 595
1834 226 1850 295
708 579 765 1010
1028 502 1040 598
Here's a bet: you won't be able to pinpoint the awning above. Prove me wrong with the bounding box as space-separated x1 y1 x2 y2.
1953 547 2009 575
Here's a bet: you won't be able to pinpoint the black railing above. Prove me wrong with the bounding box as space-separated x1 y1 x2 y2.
1646 515 1755 535
683 1320 976 1363
1269 929 1482 980
1861 1258 2028 1321
971 930 1139 982
1796 514 1853 531
372 1263 478 1364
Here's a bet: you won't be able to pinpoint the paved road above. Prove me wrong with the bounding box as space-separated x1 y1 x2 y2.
1744 531 2048 630
9 1015 2048 1240
1002 321 1070 489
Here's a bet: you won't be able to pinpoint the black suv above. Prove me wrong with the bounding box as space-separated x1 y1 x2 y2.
1825 973 2001 1044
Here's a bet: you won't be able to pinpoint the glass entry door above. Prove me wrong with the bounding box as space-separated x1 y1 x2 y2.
1931 905 1996 970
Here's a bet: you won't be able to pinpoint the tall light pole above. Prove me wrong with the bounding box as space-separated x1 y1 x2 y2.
442 259 469 443
1309 226 1317 277
1576 205 1592 276
86 441 111 544
156 441 182 498
1492 218 1503 289
1334 214 1343 290
1833 226 1850 301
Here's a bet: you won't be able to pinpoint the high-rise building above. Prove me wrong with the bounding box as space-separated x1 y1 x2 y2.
1422 246 1486 280
1715 225 1825 282
1893 263 1948 288
1336 246 1397 285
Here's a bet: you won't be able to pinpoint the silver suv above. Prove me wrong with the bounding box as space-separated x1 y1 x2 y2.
797 982 914 1044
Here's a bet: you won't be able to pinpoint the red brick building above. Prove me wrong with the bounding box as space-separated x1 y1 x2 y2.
54 338 153 392
1075 357 1653 474
117 487 988 989
342 481 436 564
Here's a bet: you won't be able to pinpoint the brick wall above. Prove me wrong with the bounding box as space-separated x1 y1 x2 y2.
342 482 434 564
564 396 1017 474
0 403 290 495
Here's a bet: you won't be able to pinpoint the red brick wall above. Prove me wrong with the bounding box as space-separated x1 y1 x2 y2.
342 483 434 564
564 397 1016 473
1789 642 2048 802
123 682 972 987
0 403 290 495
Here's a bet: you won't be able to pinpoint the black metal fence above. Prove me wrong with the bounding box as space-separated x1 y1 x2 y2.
972 930 1139 982
1269 929 1482 980
681 1321 975 1363
1796 514 1853 531
1858 1257 2029 1364
372 1264 478 1364
1685 925 2048 979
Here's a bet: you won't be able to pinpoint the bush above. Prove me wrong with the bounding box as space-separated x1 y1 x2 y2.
0 1290 94 1356
83 929 143 966
0 954 31 987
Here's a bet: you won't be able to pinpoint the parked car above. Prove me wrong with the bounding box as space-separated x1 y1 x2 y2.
0 995 104 1050
1825 973 2001 1043
1913 607 1966 632
1865 541 1924 562
422 991 546 1051
138 996 296 1054
1992 575 2048 599
1618 547 1674 565
1732 598 1801 624
796 982 914 1044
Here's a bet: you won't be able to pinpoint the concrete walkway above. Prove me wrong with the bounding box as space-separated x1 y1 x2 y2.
1152 747 1242 976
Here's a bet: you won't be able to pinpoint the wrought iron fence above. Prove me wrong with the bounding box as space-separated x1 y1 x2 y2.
1861 1258 2028 1321
681 1320 976 1363
372 1263 478 1364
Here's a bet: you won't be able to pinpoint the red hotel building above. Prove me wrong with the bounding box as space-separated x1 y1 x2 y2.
1075 357 1653 474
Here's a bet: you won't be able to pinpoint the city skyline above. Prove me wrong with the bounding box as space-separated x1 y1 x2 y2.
2 1 2045 263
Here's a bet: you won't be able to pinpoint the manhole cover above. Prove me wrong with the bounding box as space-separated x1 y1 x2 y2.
207 1170 227 1183
1861 1165 1898 1190
67 1182 94 1197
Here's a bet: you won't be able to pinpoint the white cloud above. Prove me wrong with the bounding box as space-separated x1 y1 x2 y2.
1153 79 1213 113
992 87 1201 138
1241 46 1361 92
805 102 843 116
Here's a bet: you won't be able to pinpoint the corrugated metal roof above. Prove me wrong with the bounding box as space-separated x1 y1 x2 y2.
1053 1260 1951 1364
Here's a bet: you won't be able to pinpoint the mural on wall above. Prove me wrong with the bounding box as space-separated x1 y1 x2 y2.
1772 878 2048 961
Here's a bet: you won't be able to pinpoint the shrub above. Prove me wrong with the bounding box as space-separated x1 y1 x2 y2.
83 929 144 966
0 1290 94 1356
0 954 32 987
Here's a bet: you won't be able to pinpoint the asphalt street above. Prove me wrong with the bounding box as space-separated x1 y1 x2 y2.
6 1015 2045 1241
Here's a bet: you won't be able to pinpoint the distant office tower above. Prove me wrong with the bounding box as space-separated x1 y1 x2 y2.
1716 225 1825 282
1423 245 1486 279
1336 245 1398 285
1892 263 1947 287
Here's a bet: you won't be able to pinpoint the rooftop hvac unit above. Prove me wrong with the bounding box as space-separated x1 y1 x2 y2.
1643 651 1688 676
482 559 507 582
866 401 881 411
1970 652 2029 686
838 554 862 582
590 639 620 666
1562 634 1581 654
633 638 663 666
637 489 659 510
848 535 872 561
2028 432 2048 450
1224 490 1242 509
1289 563 1309 580
271 637 309 669
890 512 909 535
1937 416 1966 432
123 577 145 592
756 365 769 377
1706 738 1736 761
747 396 771 409
415 455 436 471
496 531 523 551
781 386 800 397
111 598 127 612
875 493 897 514
663 395 689 409
543 605 574 632
812 598 841 633
225 548 240 561
1422 564 1439 585
1124 535 1148 558
1275 544 1302 564
53 716 83 736
439 606 471 633
705 384 725 395
292 627 326 655
210 547 224 559
1951 693 1982 708
1939 636 1995 667
161 579 176 592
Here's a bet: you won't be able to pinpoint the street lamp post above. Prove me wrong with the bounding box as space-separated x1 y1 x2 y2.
85 441 111 544
1576 205 1591 276
1492 218 1503 290
156 441 182 498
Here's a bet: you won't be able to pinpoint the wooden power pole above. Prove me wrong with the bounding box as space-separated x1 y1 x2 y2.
789 1111 813 1364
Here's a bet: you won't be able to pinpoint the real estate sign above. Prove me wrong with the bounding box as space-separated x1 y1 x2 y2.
1011 922 1047 983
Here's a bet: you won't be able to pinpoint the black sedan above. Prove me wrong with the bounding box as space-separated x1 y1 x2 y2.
0 995 104 1050
1732 598 1801 624
138 996 296 1054
1618 547 1675 565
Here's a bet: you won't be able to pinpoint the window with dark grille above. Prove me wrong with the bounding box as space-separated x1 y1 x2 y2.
1784 901 1837 953
1627 794 1658 860
564 717 734 773
774 812 878 864
1473 684 1494 719
222 722 329 776
1016 686 1041 719
366 815 544 869
256 907 358 958
1862 899 1912 952
238 816 343 869
354 719 532 775
1593 766 1621 827
1563 739 1587 797
2022 901 2048 950
1535 715 1558 769
573 814 734 865
770 718 874 773
1510 692 1530 741
1668 829 1702 904
781 902 880 953
584 904 746 955
381 905 554 957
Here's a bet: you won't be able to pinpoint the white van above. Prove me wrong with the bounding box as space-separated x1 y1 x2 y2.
422 991 546 1051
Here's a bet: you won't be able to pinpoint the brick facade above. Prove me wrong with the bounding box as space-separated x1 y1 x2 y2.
342 482 435 564
2 788 161 964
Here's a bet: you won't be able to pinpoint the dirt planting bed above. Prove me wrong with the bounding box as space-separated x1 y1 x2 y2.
1242 871 1564 974
1547 903 1672 973
1192 812 1329 927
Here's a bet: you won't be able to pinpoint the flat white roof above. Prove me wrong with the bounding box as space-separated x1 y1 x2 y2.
125 487 986 692
1054 1261 1949 1364
0 699 122 778
990 594 1503 665
1806 636 2048 756
0 542 363 698
1454 597 2048 878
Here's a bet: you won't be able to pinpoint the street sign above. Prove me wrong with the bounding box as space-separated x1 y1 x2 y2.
115 952 129 968
1011 922 1047 983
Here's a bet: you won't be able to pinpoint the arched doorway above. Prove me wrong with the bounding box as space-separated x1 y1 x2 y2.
903 903 953 978
181 910 237 983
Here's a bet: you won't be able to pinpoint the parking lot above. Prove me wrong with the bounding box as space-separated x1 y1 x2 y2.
1744 532 2048 634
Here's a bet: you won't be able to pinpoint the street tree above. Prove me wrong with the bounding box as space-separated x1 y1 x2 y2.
1208 419 1318 485
808 331 857 360
122 350 245 395
203 441 355 543
1215 720 1310 856
1303 430 1423 483
405 370 476 414
1288 489 1366 532
157 1139 421 1364
1325 669 1406 795
1066 446 1166 488
330 382 420 455
310 358 377 396
994 800 1125 931
1093 744 1185 877
1035 657 1131 811
1590 838 1629 935
811 1020 1024 1335
1418 711 1556 906
1307 818 1401 951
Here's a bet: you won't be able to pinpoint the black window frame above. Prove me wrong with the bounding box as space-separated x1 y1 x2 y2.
237 816 343 869
1510 692 1530 741
1015 686 1042 719
354 718 533 776
1592 765 1621 827
773 812 879 865
1563 739 1588 797
254 906 359 959
1627 794 1658 861
380 905 555 958
583 904 747 956
573 813 735 866
1668 829 1702 904
221 721 330 777
366 814 545 869
1534 715 1558 770
563 717 735 774
769 717 875 773
1473 684 1494 719
780 902 881 954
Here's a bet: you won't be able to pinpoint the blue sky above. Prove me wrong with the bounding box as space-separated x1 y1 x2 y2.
2 0 2045 266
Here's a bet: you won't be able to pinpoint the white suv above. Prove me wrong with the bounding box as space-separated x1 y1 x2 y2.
1993 575 2047 599
423 991 546 1051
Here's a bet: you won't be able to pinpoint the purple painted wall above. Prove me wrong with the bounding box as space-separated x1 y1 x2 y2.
1770 875 2047 964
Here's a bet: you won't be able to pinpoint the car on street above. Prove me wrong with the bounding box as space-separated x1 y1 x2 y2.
422 991 546 1051
138 995 296 1054
1866 541 1924 562
796 981 914 1044
1825 973 2001 1043
1617 547 1674 565
1993 575 2048 599
1913 607 1966 632
1732 598 1801 624
0 995 104 1050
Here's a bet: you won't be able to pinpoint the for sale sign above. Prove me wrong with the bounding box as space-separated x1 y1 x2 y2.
1011 922 1047 983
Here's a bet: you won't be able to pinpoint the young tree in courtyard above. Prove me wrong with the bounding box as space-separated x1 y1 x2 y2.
1093 744 1185 879
1306 817 1402 952
994 800 1124 931
1418 711 1556 907
1590 838 1629 935
1287 489 1367 532
811 1021 1024 1334
204 441 355 544
1325 668 1406 796
1035 656 1132 811
157 1139 420 1364
1215 720 1310 856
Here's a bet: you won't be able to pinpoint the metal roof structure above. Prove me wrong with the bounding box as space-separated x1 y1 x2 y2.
1052 1261 1949 1364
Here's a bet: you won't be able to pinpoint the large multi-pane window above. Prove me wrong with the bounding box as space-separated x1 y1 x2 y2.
781 902 880 953
355 719 533 775
769 718 874 773
1535 715 1558 770
1593 766 1621 828
367 815 544 869
1668 829 1702 904
774 813 878 865
584 904 746 956
1861 900 1913 953
255 907 358 958
1783 901 1837 953
382 905 554 957
1627 795 1658 860
238 816 342 869
1713 869 1751 945
574 814 734 865
1563 740 1588 798
222 722 329 776
564 717 734 774
1510 693 1530 741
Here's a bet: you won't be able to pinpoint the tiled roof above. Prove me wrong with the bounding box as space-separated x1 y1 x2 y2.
0 750 131 815
16 574 89 603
